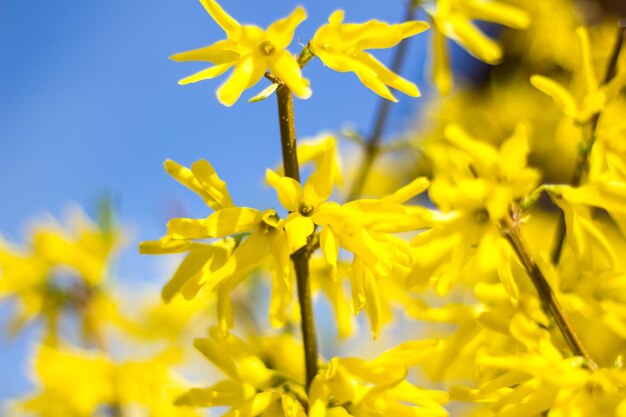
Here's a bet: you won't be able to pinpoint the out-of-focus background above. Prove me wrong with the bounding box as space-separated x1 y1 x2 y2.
0 0 443 401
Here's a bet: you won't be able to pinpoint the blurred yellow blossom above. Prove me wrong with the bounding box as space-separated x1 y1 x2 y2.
425 0 530 94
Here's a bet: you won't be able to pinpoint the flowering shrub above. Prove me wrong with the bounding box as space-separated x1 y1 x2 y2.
2 0 626 416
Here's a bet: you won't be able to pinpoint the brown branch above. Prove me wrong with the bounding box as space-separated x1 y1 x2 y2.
551 19 626 264
275 84 319 392
503 207 598 370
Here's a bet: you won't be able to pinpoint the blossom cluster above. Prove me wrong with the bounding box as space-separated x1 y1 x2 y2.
2 1 626 417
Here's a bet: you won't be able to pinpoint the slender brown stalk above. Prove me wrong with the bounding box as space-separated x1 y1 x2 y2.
551 19 626 264
275 84 319 392
346 1 419 201
503 208 598 370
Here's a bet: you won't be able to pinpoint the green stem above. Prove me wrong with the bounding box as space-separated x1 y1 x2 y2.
503 208 598 370
275 84 319 392
551 19 626 264
346 1 418 201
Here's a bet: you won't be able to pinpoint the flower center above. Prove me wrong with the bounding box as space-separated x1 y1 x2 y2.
474 208 490 223
299 204 315 217
259 41 276 56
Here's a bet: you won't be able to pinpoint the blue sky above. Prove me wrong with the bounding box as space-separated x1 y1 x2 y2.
0 0 466 402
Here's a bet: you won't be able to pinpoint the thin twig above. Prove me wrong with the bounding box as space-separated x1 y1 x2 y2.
551 19 626 264
275 84 319 393
346 1 419 201
503 207 598 370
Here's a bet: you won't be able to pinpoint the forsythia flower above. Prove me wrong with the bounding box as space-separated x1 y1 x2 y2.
141 160 291 331
178 329 448 417
409 124 539 301
531 27 626 124
267 140 432 336
424 0 530 94
309 10 429 101
170 0 311 106
309 341 448 417
454 340 626 416
0 208 122 344
21 345 197 417
176 328 308 417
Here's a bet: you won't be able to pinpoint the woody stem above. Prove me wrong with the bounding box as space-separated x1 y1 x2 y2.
503 208 597 370
275 83 319 393
551 19 626 264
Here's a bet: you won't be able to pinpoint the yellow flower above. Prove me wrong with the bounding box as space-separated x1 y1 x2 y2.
0 207 123 345
408 125 539 301
266 140 432 336
531 27 626 124
309 10 429 101
22 345 197 417
141 159 291 331
309 342 448 417
171 0 311 106
426 0 530 94
176 328 308 417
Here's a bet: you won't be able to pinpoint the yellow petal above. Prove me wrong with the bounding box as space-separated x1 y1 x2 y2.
303 138 336 206
269 271 292 328
383 177 429 204
167 207 261 239
364 271 382 339
446 16 502 64
223 392 280 417
285 214 315 253
432 27 452 95
161 246 216 302
498 123 530 180
199 0 241 38
191 159 234 209
170 39 240 63
178 63 234 85
194 337 239 379
356 51 420 97
175 381 253 407
217 281 235 332
268 228 291 284
353 20 430 50
217 53 266 106
266 6 307 50
463 1 530 30
210 230 269 289
268 50 312 99
266 169 302 212
576 26 597 94
320 227 339 279
530 75 578 118
139 235 193 254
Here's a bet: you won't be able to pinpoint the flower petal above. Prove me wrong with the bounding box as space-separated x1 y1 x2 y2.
191 160 234 209
161 246 216 302
170 39 240 63
432 27 452 95
217 54 266 106
285 214 315 253
530 75 578 118
268 50 312 99
444 16 502 64
266 6 307 50
178 63 234 85
303 138 336 206
265 169 302 212
199 0 241 38
167 207 261 239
